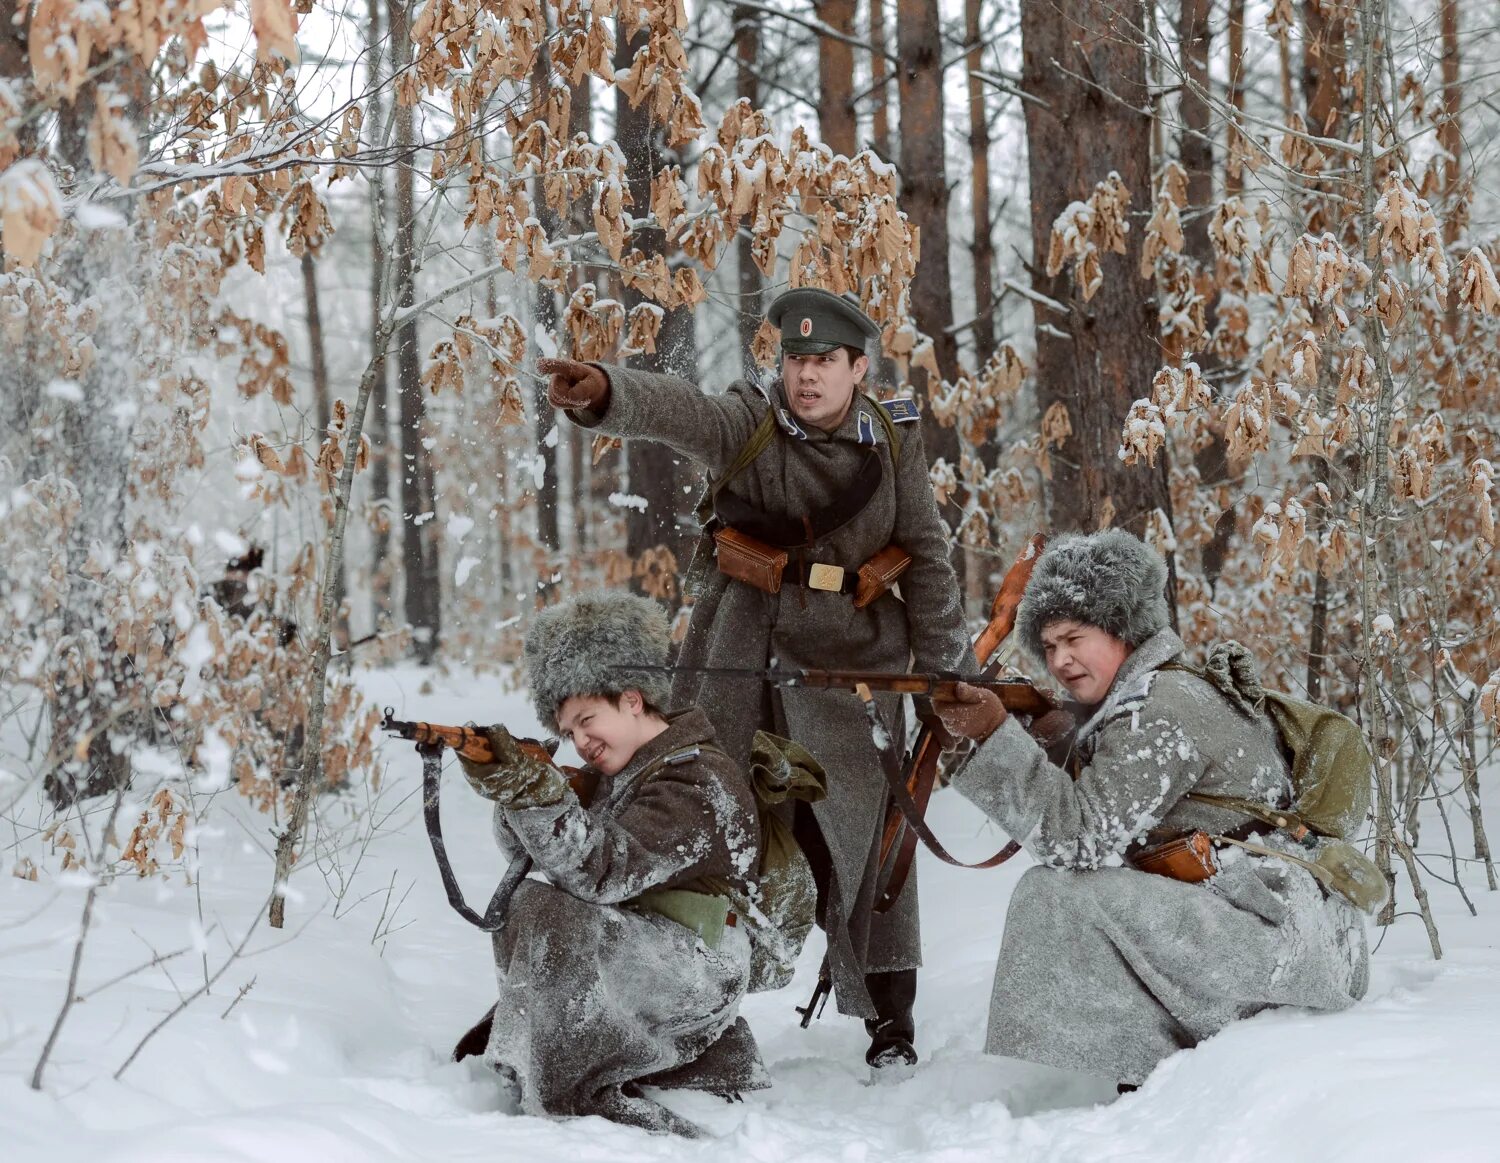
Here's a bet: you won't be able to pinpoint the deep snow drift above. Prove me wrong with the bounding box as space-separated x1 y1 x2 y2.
4 664 1500 1162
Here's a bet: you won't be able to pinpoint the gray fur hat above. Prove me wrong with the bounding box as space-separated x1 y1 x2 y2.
522 590 673 733
1016 530 1171 660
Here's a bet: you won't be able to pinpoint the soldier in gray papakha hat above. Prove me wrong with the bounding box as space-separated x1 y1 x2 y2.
537 286 972 1075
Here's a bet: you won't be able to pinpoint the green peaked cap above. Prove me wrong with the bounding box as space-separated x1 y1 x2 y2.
767 287 880 355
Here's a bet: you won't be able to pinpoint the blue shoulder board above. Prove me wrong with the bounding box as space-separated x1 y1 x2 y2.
879 397 921 424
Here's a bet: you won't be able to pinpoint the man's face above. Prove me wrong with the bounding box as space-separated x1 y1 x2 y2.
1040 620 1132 706
781 349 868 431
556 691 653 777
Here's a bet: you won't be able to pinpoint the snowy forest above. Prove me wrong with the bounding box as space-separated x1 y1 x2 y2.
4 0 1500 1158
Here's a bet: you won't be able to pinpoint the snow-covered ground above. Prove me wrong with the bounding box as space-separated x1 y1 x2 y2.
4 665 1500 1162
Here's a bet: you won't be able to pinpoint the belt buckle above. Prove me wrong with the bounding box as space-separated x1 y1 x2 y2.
807 563 845 592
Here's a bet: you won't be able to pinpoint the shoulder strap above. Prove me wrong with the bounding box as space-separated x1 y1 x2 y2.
696 407 778 525
868 394 904 463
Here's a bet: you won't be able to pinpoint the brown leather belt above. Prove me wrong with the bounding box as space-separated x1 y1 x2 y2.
783 560 858 594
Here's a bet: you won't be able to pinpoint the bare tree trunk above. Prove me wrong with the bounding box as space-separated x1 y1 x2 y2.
965 0 997 366
568 73 595 558
301 250 348 647
302 252 333 435
390 0 440 663
617 28 692 574
531 40 562 577
1176 0 1238 594
896 0 959 465
366 0 394 628
1225 0 1246 196
1353 0 1438 954
869 0 892 158
1021 0 1170 542
270 329 396 928
816 0 857 156
1439 0 1461 337
734 4 765 376
1301 0 1350 234
1458 696 1497 890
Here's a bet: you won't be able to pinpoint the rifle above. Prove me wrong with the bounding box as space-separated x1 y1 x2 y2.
379 710 556 767
607 666 1054 717
870 533 1047 911
379 710 592 933
792 536 1047 1028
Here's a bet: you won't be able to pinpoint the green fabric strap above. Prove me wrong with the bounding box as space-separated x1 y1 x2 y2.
626 887 734 950
1185 791 1311 838
695 394 903 526
696 408 778 524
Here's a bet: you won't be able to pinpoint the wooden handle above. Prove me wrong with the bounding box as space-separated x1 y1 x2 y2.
402 722 560 770
973 533 1045 666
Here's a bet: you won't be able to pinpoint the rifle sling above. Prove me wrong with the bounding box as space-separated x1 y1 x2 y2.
859 699 1019 914
421 745 531 932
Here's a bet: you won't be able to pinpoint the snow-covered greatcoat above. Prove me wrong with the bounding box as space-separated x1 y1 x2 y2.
950 628 1369 1084
567 368 974 1017
484 708 766 1135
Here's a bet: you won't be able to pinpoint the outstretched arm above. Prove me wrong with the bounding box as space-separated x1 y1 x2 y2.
540 357 761 475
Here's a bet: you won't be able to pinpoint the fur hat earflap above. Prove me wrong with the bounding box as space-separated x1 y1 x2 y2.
523 590 673 734
1016 530 1171 660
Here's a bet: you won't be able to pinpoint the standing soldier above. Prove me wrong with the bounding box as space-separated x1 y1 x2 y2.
539 288 973 1071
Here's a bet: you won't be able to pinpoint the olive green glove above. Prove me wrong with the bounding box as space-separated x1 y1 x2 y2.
457 725 569 808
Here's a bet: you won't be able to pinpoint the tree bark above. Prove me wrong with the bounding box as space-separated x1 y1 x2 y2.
1438 0 1461 338
366 0 395 628
965 0 997 366
390 0 441 663
302 252 333 435
896 0 959 465
1177 0 1238 594
531 40 561 570
734 5 765 376
1225 0 1246 197
301 250 348 646
617 28 693 573
816 0 857 156
568 72 595 557
869 0 892 158
1021 0 1170 542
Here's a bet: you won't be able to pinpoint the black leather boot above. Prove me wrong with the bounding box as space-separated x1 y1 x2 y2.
863 968 917 1070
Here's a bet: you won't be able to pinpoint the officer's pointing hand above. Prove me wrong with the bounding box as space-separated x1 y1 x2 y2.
538 357 610 413
933 682 1007 743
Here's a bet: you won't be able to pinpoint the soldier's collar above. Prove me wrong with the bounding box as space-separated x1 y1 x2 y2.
764 383 899 447
757 381 809 440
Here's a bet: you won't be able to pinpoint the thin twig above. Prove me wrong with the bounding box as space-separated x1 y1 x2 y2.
219 977 257 1020
114 899 270 1081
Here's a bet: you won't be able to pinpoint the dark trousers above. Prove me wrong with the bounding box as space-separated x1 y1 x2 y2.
793 802 917 1042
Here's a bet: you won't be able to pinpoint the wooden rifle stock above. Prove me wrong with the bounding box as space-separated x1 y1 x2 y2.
874 534 1045 911
379 709 595 802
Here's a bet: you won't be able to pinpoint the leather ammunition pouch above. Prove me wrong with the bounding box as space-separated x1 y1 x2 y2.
713 526 788 594
713 525 911 604
1130 831 1218 882
855 544 913 609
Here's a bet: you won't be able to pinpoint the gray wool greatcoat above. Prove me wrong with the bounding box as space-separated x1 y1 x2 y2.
950 627 1370 1084
484 708 767 1136
568 368 973 1018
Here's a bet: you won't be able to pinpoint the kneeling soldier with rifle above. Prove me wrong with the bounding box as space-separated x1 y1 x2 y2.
432 591 768 1136
540 288 974 1071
